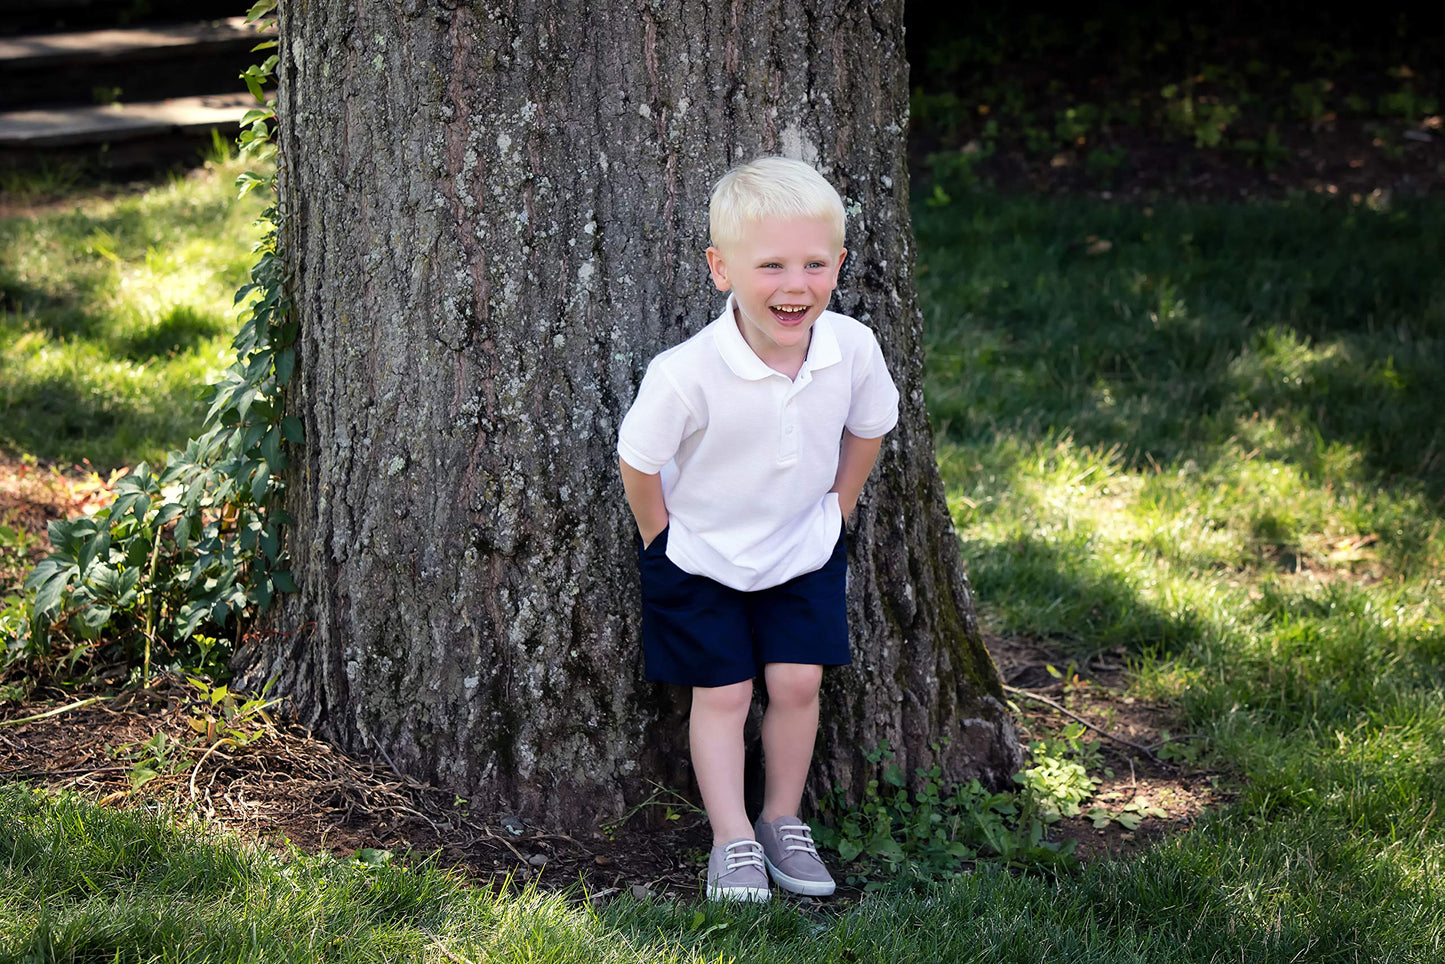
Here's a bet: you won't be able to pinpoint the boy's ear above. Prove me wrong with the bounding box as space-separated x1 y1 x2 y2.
705 246 732 292
834 247 848 280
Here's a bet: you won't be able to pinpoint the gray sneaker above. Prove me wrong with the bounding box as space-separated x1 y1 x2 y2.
705 838 771 902
754 815 836 896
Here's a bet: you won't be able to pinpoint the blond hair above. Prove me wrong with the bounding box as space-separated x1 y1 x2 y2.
708 156 846 252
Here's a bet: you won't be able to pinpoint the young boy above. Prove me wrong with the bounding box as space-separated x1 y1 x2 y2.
617 156 899 901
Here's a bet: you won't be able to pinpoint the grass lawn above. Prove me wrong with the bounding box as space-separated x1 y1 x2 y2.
0 155 268 472
2 171 1443 960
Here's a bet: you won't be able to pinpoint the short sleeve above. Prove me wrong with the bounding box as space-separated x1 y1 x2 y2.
617 358 701 474
845 331 900 439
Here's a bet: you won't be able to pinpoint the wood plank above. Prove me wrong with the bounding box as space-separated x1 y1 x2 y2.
0 92 256 147
0 17 271 68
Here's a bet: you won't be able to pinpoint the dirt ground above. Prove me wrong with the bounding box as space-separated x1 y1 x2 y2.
0 644 1219 904
0 453 1218 902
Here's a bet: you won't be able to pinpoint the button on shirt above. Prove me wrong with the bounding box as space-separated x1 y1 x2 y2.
618 295 900 591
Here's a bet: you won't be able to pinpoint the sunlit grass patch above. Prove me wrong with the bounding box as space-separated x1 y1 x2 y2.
921 189 1444 955
0 157 269 470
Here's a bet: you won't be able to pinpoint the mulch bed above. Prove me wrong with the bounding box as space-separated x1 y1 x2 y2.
0 640 1220 904
0 677 716 902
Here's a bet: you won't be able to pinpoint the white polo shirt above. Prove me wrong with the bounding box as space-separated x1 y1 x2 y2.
618 295 899 591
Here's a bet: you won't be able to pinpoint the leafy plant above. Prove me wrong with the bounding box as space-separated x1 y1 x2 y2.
812 738 1089 890
1086 800 1167 830
1290 78 1334 125
182 673 281 748
1232 126 1291 170
1014 722 1104 822
1155 730 1205 765
106 674 280 794
1161 81 1240 149
111 730 187 791
1085 145 1130 185
3 1 293 684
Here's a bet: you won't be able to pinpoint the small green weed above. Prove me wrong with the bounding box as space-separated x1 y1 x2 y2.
180 672 281 748
600 782 703 839
112 730 188 791
812 729 1146 889
106 674 281 794
1013 722 1104 822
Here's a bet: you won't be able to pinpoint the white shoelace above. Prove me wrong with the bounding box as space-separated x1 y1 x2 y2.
778 823 819 856
724 839 765 871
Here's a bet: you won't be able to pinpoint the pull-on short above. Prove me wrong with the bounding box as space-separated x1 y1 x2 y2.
638 525 851 688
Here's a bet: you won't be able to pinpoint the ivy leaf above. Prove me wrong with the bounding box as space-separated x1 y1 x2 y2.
251 573 273 612
261 426 284 470
259 524 281 564
175 514 193 552
1114 811 1143 831
245 0 278 22
108 490 151 526
177 601 208 639
88 564 122 599
250 462 271 503
274 347 295 385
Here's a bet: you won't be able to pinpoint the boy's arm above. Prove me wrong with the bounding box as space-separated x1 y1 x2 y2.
620 459 670 547
831 429 885 522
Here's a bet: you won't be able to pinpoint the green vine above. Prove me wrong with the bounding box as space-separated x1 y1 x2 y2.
0 1 293 682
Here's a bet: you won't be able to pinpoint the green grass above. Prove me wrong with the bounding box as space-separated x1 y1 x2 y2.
0 155 270 471
3 173 1444 958
3 783 1441 962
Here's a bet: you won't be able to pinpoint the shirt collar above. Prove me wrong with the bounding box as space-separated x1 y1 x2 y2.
713 293 843 381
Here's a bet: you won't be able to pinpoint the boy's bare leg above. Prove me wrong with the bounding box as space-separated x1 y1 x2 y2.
759 662 823 822
690 679 755 845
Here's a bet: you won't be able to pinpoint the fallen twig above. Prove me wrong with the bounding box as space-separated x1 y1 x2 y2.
419 930 478 964
0 696 108 728
1002 684 1167 764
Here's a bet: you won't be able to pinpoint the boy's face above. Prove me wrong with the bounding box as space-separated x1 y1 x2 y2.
705 215 846 364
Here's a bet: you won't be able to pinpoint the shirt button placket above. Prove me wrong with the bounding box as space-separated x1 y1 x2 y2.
780 392 799 462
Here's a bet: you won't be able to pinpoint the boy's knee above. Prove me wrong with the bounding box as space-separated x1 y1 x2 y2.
764 662 823 707
692 679 753 716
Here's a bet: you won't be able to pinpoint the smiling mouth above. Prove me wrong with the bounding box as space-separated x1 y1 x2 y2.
770 304 809 325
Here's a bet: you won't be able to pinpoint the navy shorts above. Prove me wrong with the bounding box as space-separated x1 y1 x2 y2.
638 526 851 688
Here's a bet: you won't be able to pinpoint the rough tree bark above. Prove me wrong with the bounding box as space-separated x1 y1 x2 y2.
235 0 1022 832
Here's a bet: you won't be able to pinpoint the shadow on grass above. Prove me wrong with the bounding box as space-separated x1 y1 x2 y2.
117 305 230 361
0 373 202 470
959 530 1214 659
917 194 1445 506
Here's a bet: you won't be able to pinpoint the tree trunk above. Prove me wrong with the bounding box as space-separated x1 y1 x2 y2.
235 0 1021 832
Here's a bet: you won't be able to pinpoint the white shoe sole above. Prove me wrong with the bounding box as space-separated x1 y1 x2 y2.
762 854 837 897
705 883 771 902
